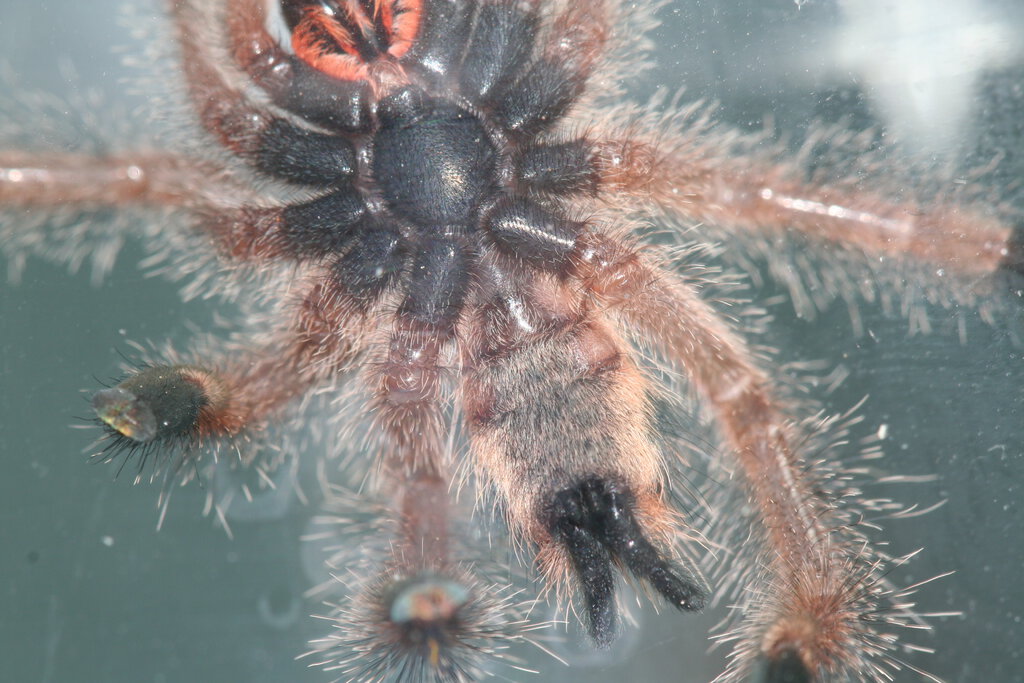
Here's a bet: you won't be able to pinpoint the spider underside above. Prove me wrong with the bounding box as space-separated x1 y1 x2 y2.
2 1 1022 682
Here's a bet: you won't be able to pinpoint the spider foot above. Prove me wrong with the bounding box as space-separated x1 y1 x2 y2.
383 572 473 661
545 475 706 648
89 362 249 477
307 563 534 682
92 364 220 444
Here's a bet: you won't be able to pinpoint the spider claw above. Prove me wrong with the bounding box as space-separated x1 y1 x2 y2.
92 386 160 443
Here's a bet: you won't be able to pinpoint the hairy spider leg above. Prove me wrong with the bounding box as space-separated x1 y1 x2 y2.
169 0 378 263
174 0 361 178
588 126 1017 284
510 116 1019 287
573 230 915 682
0 150 221 208
91 273 370 469
365 246 472 477
328 299 507 679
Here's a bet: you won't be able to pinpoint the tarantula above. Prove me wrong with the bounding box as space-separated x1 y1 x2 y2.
2 0 1021 681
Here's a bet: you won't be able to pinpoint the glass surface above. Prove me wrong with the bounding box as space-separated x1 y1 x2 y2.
2 1 1022 682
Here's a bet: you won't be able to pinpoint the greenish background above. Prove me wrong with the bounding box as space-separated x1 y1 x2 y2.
2 1 1023 681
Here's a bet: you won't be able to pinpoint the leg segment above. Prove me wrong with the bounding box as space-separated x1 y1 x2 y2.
516 124 1015 282
458 0 540 102
0 151 221 207
400 0 476 86
488 0 611 136
514 138 600 197
365 319 451 477
482 195 584 272
584 127 1014 279
195 186 370 261
309 260 495 677
364 237 473 475
170 0 357 186
0 147 369 266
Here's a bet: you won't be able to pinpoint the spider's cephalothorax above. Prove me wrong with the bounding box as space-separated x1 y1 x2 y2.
244 0 596 305
3 0 1020 681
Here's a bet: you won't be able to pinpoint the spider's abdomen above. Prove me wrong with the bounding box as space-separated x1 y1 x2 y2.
374 89 497 226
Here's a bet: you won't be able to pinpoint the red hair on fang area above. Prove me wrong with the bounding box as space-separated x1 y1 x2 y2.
290 0 423 81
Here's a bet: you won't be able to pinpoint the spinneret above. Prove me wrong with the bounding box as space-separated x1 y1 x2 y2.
546 476 707 646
